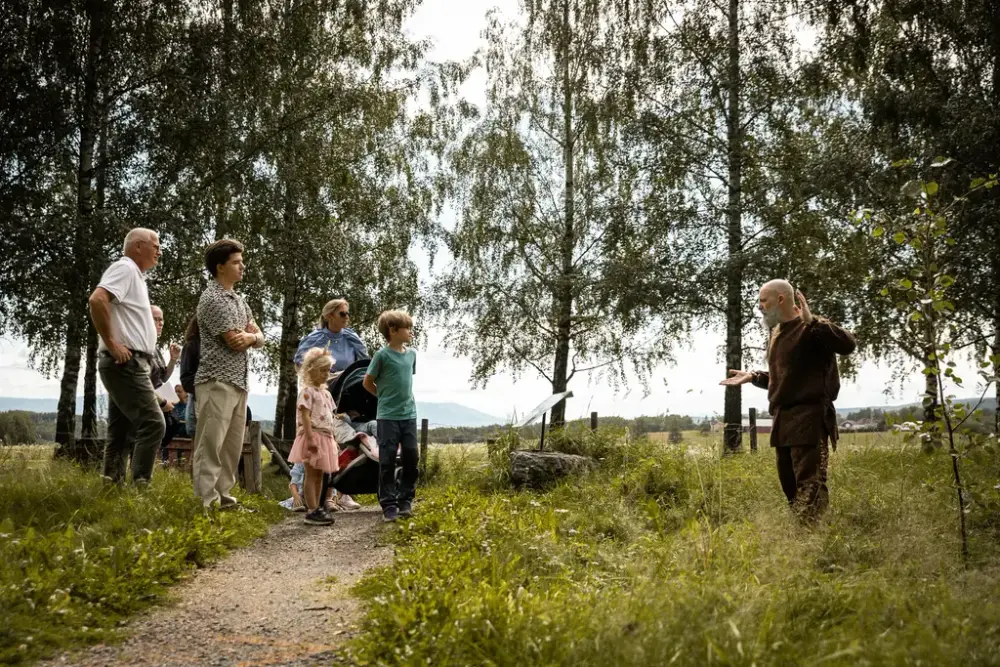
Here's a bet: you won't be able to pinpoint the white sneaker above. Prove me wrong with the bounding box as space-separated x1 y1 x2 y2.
325 498 340 512
338 494 362 511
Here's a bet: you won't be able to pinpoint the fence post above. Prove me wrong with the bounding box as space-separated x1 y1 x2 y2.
590 411 598 432
538 413 547 451
420 418 429 477
748 408 758 453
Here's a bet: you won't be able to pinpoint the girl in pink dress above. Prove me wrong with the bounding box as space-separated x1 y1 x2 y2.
287 348 340 526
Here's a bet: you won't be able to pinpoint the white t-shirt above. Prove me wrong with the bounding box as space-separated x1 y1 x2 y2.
96 256 157 355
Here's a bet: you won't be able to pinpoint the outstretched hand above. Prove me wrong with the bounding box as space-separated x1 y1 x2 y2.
720 369 753 386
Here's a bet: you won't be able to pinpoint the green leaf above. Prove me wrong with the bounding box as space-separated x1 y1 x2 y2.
892 158 916 168
910 311 923 321
892 231 907 244
879 287 889 297
923 181 939 197
971 177 987 189
898 278 913 289
900 180 923 198
872 226 885 238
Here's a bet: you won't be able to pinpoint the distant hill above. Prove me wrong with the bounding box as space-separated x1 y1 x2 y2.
0 395 504 429
836 396 996 417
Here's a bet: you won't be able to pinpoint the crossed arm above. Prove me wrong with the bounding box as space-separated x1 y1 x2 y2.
222 320 265 352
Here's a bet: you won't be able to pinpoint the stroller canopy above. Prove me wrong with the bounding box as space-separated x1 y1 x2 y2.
328 358 377 422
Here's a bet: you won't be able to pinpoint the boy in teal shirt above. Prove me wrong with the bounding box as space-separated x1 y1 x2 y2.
363 310 418 522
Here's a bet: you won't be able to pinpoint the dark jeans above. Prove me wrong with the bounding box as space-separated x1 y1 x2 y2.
98 354 166 484
377 418 418 510
160 415 186 462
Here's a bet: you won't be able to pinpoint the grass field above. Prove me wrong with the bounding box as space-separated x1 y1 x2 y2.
0 449 288 665
344 429 1000 666
4 430 999 665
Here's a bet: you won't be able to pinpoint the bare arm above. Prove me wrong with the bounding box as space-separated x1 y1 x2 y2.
88 288 131 363
222 329 256 352
299 406 316 451
363 374 377 396
246 320 265 349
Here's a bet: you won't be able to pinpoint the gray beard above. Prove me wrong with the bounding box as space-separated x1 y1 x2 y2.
762 308 780 329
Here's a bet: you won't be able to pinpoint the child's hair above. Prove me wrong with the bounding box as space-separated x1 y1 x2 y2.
298 347 333 386
377 309 413 340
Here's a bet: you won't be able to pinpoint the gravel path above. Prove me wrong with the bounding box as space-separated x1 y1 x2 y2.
42 507 391 667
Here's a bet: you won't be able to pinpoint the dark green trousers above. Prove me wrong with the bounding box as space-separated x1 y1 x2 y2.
98 354 165 484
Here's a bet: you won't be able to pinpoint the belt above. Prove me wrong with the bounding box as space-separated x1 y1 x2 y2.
100 349 155 361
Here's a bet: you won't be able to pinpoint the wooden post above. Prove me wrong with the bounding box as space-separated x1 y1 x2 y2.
590 411 598 432
236 421 263 494
538 412 547 451
419 418 429 477
748 408 758 453
261 431 292 477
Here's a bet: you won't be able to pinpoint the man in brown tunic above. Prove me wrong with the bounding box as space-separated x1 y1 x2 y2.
721 279 856 520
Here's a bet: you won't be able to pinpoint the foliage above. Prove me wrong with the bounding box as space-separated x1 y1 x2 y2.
436 0 690 425
0 412 37 446
859 167 1000 562
0 462 283 664
344 435 1000 665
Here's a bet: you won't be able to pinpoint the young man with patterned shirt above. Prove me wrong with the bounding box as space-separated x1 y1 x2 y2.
192 239 264 510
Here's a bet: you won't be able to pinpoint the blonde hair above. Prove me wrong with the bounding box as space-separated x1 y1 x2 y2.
319 299 349 328
377 309 414 340
298 347 333 387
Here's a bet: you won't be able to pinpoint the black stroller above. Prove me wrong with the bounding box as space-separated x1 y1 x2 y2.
317 358 389 500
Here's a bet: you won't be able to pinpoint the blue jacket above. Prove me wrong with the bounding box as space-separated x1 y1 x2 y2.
293 327 369 370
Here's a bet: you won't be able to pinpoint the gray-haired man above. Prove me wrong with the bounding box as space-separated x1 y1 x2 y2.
88 228 165 485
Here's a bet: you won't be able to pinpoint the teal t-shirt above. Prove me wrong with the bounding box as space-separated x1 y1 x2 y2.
367 345 417 420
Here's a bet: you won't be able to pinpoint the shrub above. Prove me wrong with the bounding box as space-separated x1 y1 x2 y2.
0 412 37 446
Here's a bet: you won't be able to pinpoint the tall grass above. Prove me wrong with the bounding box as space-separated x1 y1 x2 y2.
344 432 1000 666
0 459 285 665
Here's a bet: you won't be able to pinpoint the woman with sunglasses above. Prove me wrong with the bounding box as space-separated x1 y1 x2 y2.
293 298 370 510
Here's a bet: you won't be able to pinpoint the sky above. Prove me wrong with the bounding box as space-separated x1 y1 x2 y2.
0 0 988 422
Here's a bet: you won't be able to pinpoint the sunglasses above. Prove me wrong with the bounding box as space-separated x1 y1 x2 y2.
338 311 349 317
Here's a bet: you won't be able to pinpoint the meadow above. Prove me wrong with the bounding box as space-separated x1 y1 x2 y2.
3 428 1000 666
342 428 1000 666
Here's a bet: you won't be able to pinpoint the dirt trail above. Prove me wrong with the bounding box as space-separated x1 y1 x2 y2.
42 507 391 667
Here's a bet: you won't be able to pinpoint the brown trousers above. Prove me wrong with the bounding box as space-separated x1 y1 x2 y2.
775 440 829 521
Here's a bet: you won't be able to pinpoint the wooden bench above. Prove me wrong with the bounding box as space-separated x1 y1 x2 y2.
163 421 263 494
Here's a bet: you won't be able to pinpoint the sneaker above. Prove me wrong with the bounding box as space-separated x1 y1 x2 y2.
293 501 307 513
338 494 362 511
382 506 399 523
325 498 340 512
398 504 413 518
222 503 255 514
304 508 335 526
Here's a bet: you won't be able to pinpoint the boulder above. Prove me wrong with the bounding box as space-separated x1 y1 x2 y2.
509 450 597 489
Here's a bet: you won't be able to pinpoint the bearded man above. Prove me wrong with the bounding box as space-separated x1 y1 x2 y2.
720 279 856 520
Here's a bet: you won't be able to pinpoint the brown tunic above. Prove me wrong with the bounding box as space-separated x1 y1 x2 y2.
751 316 856 447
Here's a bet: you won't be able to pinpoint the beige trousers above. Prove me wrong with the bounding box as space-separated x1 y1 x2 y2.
193 379 247 507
